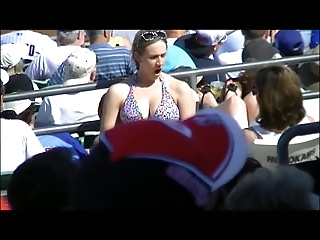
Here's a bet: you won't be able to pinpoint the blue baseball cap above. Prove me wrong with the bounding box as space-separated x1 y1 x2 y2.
274 30 304 56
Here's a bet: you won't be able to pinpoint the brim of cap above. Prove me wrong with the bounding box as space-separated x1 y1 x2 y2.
1 69 9 85
63 76 90 86
3 99 33 114
184 34 213 57
184 108 248 192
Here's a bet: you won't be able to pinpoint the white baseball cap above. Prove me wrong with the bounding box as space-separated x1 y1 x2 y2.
0 43 27 69
63 48 97 86
195 30 227 46
0 69 9 85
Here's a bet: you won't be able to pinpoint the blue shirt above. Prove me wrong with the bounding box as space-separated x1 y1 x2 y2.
37 132 88 161
48 43 136 86
163 45 196 73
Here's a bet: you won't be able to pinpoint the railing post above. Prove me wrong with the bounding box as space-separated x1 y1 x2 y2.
189 74 198 91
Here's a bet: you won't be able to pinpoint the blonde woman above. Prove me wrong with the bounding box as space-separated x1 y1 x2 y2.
100 30 196 132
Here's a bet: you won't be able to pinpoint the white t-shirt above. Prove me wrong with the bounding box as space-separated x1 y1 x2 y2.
35 89 108 127
25 45 81 80
1 30 57 60
1 118 45 173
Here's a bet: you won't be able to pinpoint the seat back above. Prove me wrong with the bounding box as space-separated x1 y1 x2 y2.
248 133 319 171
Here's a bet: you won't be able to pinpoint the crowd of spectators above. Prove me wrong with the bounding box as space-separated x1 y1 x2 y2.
0 29 319 210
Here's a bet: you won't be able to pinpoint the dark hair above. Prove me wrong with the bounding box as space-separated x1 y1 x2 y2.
7 147 78 210
241 30 268 40
255 65 305 132
236 70 257 99
70 142 202 210
132 30 167 69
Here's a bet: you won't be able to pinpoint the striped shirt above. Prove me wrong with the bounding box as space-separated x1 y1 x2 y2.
48 43 136 86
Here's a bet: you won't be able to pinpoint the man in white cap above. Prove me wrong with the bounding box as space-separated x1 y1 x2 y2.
35 48 108 127
1 43 28 73
1 77 44 174
25 30 85 80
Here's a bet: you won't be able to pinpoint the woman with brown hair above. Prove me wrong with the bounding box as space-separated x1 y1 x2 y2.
100 30 196 132
243 65 314 143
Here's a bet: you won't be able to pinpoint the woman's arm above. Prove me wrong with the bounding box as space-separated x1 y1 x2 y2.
100 84 125 132
176 81 196 120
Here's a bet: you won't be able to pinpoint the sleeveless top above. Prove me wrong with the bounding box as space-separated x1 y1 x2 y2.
120 74 180 123
248 116 310 140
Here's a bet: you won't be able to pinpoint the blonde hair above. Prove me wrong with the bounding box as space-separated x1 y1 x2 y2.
132 30 167 69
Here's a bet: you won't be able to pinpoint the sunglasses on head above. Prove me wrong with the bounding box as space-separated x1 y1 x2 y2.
137 31 167 47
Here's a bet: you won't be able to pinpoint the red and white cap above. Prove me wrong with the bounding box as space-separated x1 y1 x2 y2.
100 108 248 206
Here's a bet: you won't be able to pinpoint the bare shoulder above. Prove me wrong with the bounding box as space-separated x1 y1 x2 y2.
162 72 191 93
107 75 133 96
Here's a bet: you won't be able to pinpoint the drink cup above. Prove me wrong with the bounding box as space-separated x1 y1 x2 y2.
210 81 225 99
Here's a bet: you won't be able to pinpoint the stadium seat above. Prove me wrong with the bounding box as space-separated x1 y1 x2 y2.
248 133 319 171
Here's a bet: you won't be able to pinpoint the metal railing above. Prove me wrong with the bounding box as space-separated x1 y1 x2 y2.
4 54 319 102
34 120 100 136
277 122 320 165
3 54 319 137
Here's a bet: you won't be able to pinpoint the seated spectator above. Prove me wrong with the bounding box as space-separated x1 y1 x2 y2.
225 165 317 210
1 43 42 103
298 45 319 92
35 48 108 127
70 108 249 210
174 30 228 86
1 74 88 161
7 147 79 210
198 39 281 128
273 30 305 73
243 65 314 144
1 43 28 76
241 39 281 62
310 30 319 49
47 30 136 86
217 30 281 79
165 30 188 46
273 30 304 57
100 30 196 132
0 30 57 61
0 79 44 173
25 30 85 80
215 30 245 58
162 44 196 73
